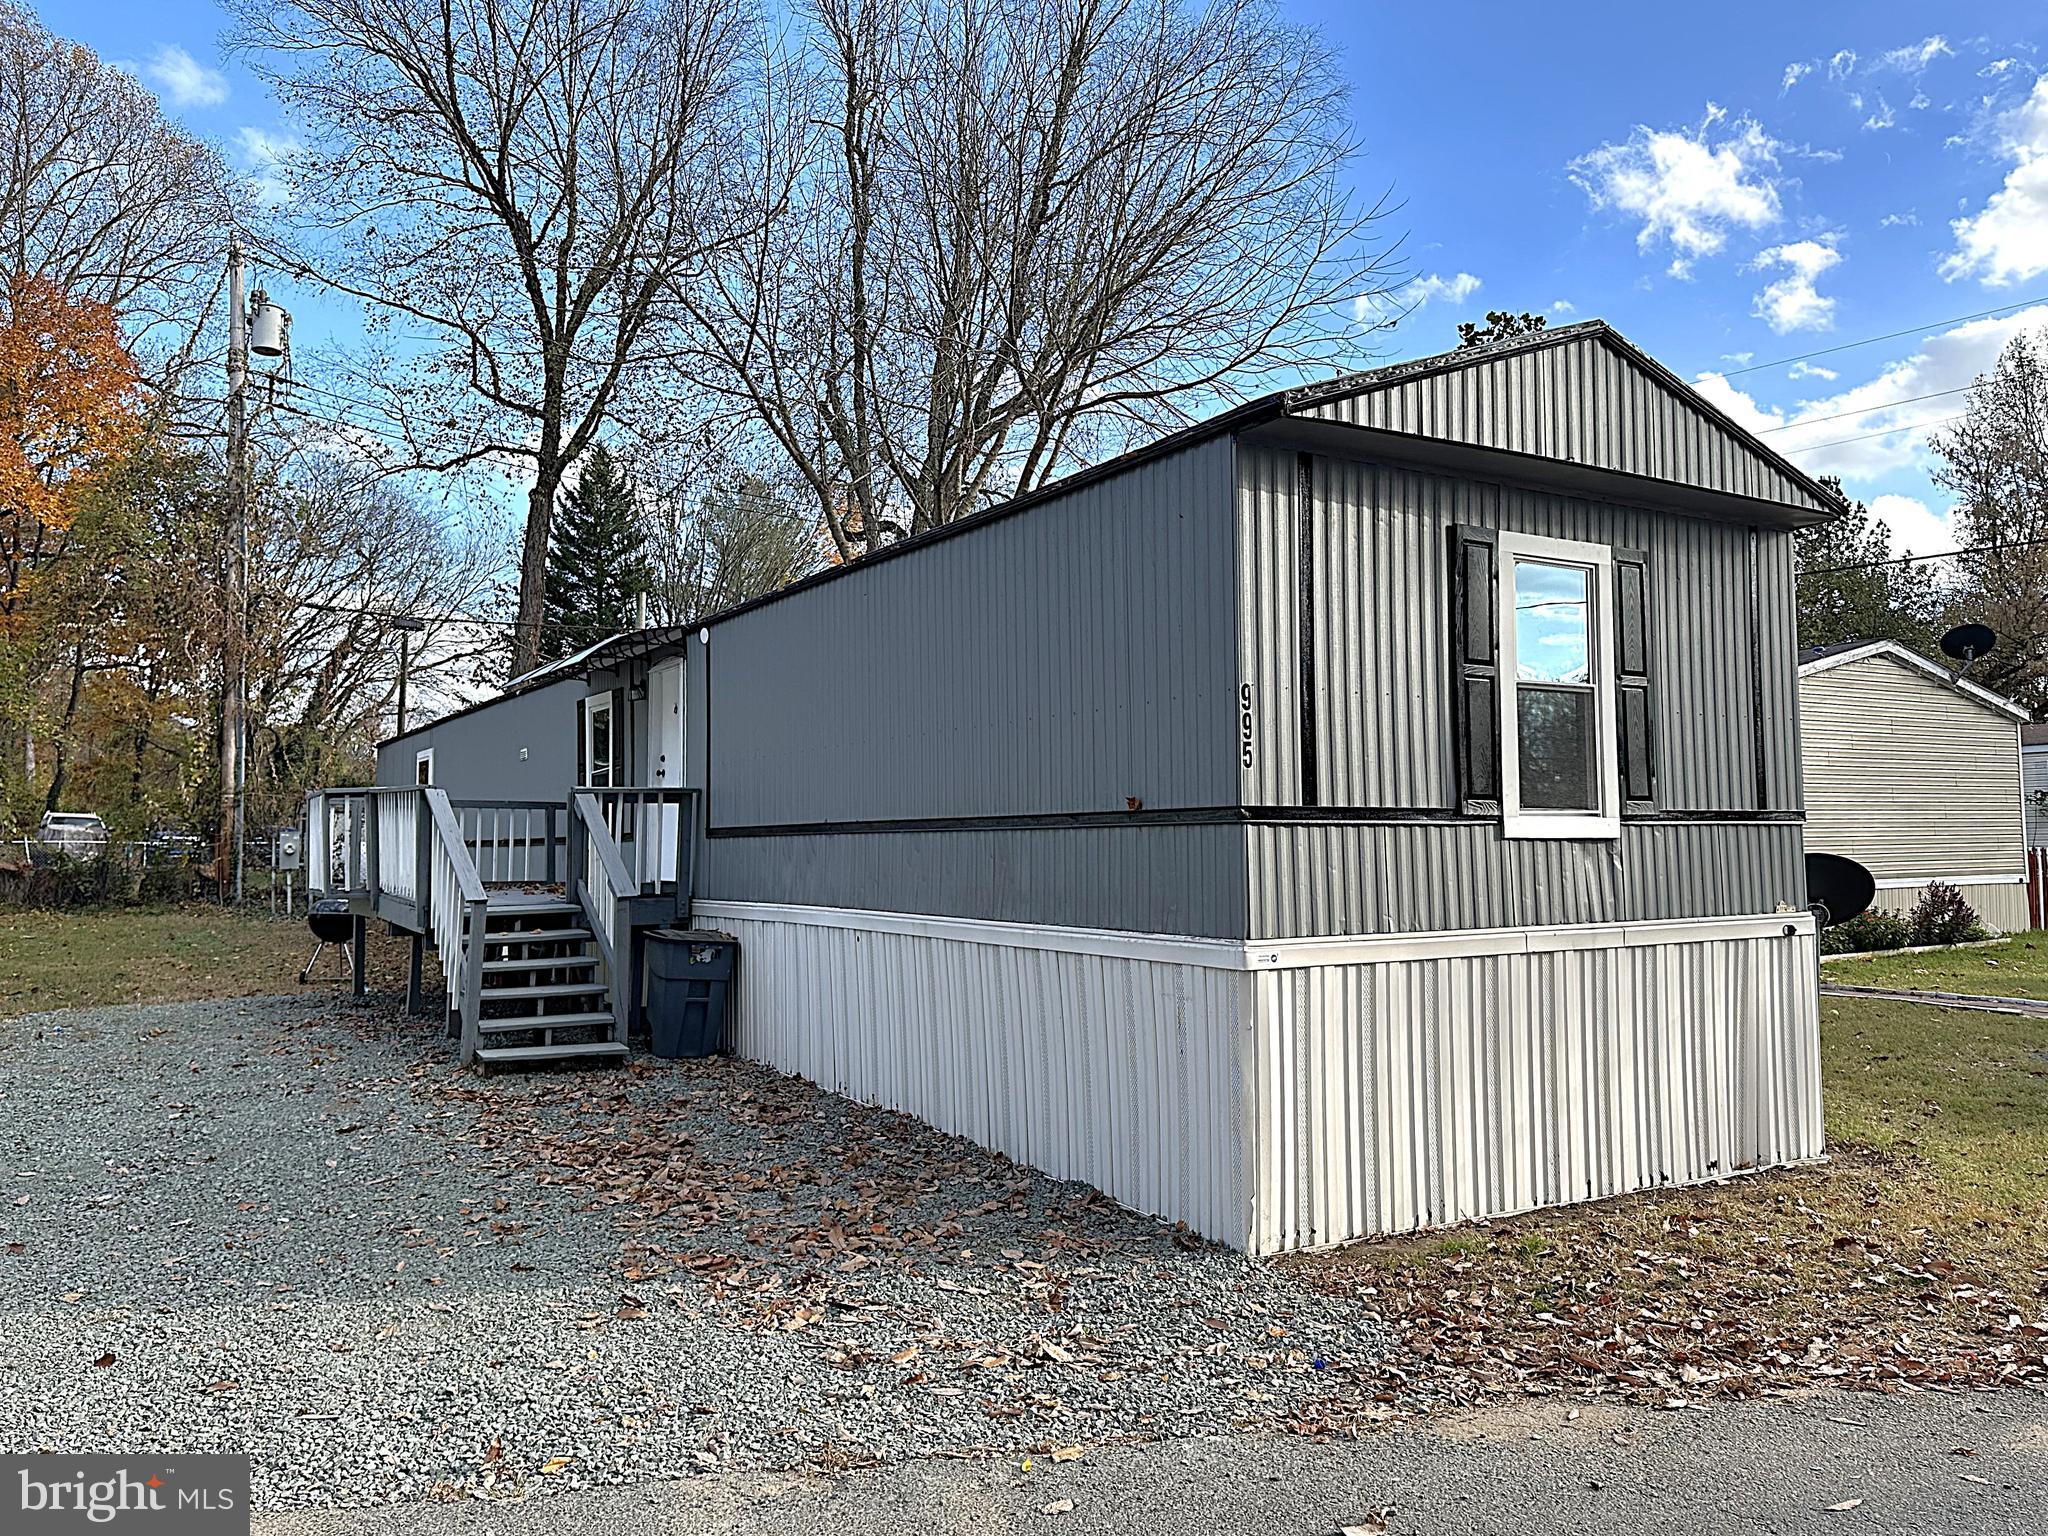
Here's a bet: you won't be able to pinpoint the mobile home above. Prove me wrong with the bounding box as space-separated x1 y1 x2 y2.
1798 640 2029 932
318 320 1834 1253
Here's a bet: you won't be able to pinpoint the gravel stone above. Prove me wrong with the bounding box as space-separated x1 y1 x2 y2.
0 994 1392 1510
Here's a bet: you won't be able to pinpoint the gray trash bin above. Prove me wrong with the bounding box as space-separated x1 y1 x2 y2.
643 928 738 1059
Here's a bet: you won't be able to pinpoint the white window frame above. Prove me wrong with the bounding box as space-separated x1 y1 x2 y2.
1497 531 1618 841
414 748 434 786
582 694 615 789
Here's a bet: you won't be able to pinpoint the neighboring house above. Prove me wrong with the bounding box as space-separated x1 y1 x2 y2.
317 319 1834 1254
2023 723 2048 848
1798 640 2030 932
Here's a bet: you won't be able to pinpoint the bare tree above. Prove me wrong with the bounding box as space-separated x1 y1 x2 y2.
231 0 754 677
1933 328 2048 710
685 0 1395 560
642 466 827 622
0 5 235 332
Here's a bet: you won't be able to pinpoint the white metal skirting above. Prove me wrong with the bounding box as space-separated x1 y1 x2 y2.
1246 927 1823 1253
696 901 1822 1255
703 905 1254 1245
1867 878 2028 934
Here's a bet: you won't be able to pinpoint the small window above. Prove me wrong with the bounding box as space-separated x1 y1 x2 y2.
414 749 434 786
1498 535 1617 839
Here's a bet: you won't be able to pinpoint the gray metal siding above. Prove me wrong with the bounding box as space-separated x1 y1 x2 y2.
708 435 1239 828
701 825 1248 938
1299 335 1829 513
373 680 581 802
1245 821 1805 938
1237 444 1797 816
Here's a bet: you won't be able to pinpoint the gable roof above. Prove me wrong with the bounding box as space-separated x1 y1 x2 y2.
1283 321 1844 519
1797 639 2030 723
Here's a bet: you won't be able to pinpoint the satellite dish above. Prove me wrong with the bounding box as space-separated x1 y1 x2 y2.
1805 852 1875 928
1941 623 1996 665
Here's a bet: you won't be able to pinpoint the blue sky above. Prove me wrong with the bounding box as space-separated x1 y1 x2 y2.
40 0 2048 560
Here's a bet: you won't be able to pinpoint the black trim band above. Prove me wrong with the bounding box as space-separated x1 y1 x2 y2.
708 806 1805 838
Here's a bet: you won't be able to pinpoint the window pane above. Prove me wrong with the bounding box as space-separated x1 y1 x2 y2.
1518 687 1595 810
1514 560 1589 683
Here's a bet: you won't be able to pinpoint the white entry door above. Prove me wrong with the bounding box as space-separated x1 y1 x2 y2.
646 658 684 882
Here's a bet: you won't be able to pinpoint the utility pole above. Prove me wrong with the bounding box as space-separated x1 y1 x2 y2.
392 616 425 736
217 242 249 904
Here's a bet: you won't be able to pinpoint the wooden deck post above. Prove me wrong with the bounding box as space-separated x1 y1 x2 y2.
406 931 425 1015
351 914 368 998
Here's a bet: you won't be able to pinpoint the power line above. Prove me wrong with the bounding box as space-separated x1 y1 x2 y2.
1699 293 2048 382
1754 384 1973 436
1788 412 1965 455
1805 533 2048 577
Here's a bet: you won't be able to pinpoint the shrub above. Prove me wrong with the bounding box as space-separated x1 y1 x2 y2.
1908 881 1988 948
1819 908 1911 955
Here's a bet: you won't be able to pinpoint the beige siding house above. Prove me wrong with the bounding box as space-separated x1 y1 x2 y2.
1799 641 2030 931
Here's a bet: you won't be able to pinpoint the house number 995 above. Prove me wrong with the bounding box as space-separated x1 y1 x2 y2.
1239 683 1255 770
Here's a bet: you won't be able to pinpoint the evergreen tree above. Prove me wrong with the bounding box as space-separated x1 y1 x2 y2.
539 445 652 661
1793 475 1939 654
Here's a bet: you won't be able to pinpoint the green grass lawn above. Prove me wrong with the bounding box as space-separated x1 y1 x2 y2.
1822 932 2048 999
0 905 370 1017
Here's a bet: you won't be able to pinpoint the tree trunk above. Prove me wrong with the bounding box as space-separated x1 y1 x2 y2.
42 642 86 813
510 464 564 679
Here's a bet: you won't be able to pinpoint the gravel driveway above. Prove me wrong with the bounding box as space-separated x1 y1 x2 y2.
0 994 1390 1510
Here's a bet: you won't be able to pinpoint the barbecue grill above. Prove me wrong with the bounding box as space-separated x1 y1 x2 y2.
300 895 356 983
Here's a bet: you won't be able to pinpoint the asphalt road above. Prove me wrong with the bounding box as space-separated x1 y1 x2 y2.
257 1388 2047 1536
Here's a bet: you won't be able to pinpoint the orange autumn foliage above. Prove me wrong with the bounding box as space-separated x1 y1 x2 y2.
0 274 143 626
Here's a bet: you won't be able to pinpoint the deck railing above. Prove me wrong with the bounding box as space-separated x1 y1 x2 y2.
446 800 562 886
422 788 489 1063
580 786 697 906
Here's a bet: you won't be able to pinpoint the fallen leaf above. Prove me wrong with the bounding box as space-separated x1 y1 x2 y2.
1050 1445 1084 1463
1960 1475 1990 1486
1826 1499 1863 1512
539 1456 575 1475
1340 1514 1392 1536
90 1352 115 1368
1040 1499 1074 1515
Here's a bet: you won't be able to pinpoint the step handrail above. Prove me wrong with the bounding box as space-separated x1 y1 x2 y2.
422 787 489 1064
570 790 637 979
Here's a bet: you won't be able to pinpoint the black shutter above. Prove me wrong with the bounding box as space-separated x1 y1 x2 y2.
608 689 625 782
1613 548 1656 812
575 697 588 786
1449 524 1501 815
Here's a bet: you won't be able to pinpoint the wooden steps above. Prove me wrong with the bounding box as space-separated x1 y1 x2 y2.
457 892 625 1070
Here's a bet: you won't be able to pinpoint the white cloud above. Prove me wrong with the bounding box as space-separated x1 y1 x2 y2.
143 45 227 109
1787 360 1839 381
1720 351 1755 367
1750 237 1843 333
1867 494 1953 559
1828 49 1858 83
1982 58 2018 79
1569 107 1784 275
1782 61 1812 93
1876 36 1952 75
1862 95 1897 131
236 126 299 208
1411 271 1482 307
1879 210 1919 227
1549 298 1576 315
1941 75 2048 286
1693 303 2048 485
